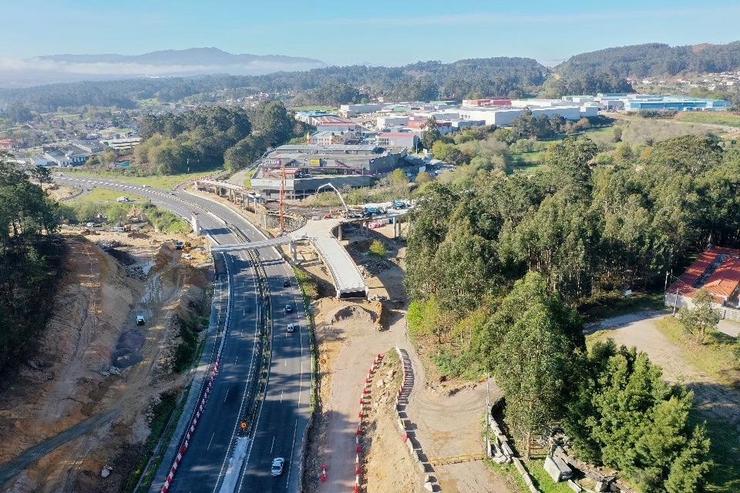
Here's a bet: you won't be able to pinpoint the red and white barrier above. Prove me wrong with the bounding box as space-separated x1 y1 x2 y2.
159 355 223 492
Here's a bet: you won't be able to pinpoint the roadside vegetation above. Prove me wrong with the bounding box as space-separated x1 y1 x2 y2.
676 111 740 128
62 168 212 190
121 390 180 493
58 191 191 234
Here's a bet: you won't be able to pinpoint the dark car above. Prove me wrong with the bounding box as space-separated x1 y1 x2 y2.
284 303 294 314
283 278 291 288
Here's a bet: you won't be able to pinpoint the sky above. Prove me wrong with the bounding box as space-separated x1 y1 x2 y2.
1 0 739 66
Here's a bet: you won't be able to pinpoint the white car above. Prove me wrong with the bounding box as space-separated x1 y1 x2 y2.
271 457 285 476
287 323 297 334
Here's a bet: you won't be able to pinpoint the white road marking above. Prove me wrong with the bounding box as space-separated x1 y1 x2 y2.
269 435 276 454
223 386 230 403
207 431 216 451
279 390 284 402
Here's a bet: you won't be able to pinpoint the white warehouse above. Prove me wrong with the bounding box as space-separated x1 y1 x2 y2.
459 105 595 126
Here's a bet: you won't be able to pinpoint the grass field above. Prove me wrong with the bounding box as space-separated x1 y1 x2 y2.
655 317 739 386
61 169 214 190
702 412 740 493
676 112 740 128
509 149 547 173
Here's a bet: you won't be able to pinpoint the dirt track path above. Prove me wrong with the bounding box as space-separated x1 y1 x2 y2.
0 409 120 487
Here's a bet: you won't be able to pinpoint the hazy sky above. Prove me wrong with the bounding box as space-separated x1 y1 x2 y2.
1 0 739 65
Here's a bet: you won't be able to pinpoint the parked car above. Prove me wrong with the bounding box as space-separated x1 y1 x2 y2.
287 323 297 333
284 303 294 314
283 278 291 288
271 457 285 476
136 315 145 326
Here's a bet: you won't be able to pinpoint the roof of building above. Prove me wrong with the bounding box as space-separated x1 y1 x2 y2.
312 115 356 125
669 246 740 303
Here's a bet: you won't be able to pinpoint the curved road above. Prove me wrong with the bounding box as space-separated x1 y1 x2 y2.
54 176 312 493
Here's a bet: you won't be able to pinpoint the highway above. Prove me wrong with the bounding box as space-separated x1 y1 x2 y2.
54 175 312 493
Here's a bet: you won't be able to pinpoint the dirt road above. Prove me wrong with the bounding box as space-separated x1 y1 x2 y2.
302 224 513 493
588 313 740 427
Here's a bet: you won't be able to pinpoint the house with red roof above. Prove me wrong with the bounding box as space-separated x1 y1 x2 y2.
666 246 740 320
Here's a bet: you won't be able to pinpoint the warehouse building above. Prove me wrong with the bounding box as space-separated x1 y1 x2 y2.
623 96 730 112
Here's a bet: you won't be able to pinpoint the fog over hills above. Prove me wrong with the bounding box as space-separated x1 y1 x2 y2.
0 47 326 88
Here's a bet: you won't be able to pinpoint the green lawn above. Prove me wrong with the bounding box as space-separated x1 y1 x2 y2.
655 316 739 386
702 413 740 493
485 460 528 493
61 169 214 190
677 112 740 128
509 150 547 173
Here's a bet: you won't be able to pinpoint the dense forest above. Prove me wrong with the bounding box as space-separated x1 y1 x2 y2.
405 133 739 490
555 42 740 79
0 158 63 373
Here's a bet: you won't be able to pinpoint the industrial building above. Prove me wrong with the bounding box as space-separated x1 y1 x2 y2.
622 96 730 112
376 131 419 149
458 102 596 126
339 103 383 117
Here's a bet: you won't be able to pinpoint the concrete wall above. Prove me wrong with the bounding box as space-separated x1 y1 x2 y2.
665 293 740 322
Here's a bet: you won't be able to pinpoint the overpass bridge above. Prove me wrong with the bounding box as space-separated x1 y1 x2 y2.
200 179 410 299
211 218 369 298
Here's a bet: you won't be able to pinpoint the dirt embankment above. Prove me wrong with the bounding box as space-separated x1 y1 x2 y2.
0 230 211 493
363 352 421 493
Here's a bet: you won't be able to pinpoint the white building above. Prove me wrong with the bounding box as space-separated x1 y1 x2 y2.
339 103 383 117
376 131 418 149
376 115 409 129
458 105 584 126
102 137 142 151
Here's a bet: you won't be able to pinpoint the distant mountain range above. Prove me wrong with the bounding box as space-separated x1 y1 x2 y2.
0 48 326 88
38 47 324 67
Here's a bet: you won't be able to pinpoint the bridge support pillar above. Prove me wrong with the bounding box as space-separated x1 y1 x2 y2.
290 241 297 262
337 224 343 241
191 214 200 236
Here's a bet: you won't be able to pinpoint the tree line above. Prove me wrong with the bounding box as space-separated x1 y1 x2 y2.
555 42 740 80
132 101 306 174
0 158 63 373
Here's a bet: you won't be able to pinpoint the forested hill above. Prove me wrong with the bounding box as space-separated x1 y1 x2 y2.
0 57 548 111
555 41 740 79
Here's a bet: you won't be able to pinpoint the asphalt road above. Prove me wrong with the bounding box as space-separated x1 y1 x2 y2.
54 176 312 493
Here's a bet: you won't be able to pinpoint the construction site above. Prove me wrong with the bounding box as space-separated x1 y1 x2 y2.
0 221 212 492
